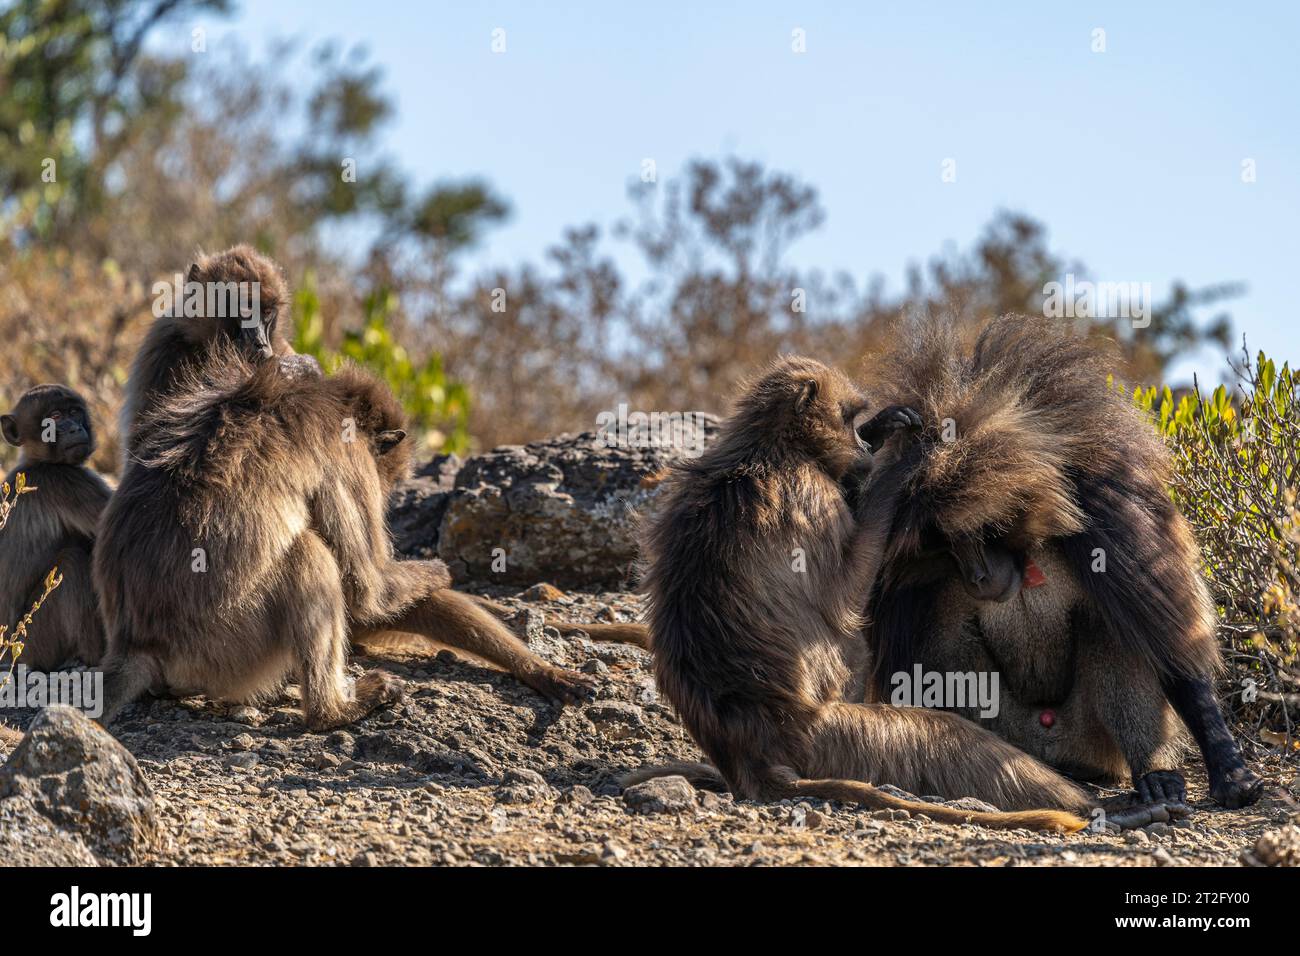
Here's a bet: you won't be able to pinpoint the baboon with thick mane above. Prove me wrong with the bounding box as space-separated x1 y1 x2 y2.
95 345 593 728
1 385 111 669
864 315 1262 809
120 243 312 463
641 355 1099 832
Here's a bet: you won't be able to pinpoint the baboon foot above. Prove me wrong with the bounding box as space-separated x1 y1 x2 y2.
1209 765 1264 809
1135 769 1186 805
1101 799 1191 831
523 665 596 706
305 671 405 732
355 670 406 712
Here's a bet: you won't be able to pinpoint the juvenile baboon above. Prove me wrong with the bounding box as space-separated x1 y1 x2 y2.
865 315 1263 809
0 386 111 670
641 355 1099 832
94 347 592 728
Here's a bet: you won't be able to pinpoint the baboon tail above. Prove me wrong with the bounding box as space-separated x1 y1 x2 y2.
97 651 158 726
619 761 728 791
803 702 1096 831
769 769 1087 834
470 595 652 650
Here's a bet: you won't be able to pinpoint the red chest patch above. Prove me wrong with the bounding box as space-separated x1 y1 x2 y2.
1023 559 1047 589
1039 708 1057 728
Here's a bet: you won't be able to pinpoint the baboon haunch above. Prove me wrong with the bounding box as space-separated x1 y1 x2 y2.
641 355 1095 832
865 315 1263 809
95 345 593 729
1 386 110 670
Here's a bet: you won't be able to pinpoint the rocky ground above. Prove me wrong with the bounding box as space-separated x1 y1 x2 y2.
3 431 1298 866
2 585 1297 867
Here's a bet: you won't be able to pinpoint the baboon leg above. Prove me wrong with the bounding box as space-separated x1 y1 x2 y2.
806 702 1095 819
285 536 404 731
97 650 162 726
551 621 651 649
11 546 103 671
469 595 652 650
1083 640 1189 805
1162 673 1264 809
356 589 595 705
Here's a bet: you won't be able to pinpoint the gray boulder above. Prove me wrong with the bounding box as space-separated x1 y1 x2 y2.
0 705 157 859
622 775 697 814
392 416 718 588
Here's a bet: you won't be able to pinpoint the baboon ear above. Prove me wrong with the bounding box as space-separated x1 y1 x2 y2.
376 429 407 454
186 262 203 285
795 378 819 412
0 414 20 447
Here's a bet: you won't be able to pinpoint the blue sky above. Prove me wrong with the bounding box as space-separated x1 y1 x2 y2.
182 1 1298 385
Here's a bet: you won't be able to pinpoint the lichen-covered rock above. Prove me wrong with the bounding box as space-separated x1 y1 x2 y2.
0 796 100 867
622 775 697 814
388 453 461 558
425 417 718 588
0 705 157 858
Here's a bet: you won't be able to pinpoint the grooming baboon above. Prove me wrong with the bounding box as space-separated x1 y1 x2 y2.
865 315 1262 809
641 355 1099 832
94 347 592 729
120 244 310 463
1 386 110 669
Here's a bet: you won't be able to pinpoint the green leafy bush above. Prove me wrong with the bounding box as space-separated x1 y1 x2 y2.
1129 349 1299 756
292 275 471 455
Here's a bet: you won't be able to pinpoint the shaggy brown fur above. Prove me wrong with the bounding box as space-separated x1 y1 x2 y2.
865 315 1262 809
94 345 592 729
640 355 1096 832
1 386 111 669
120 244 306 463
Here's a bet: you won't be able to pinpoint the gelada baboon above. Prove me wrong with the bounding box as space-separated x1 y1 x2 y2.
640 355 1097 832
120 244 312 462
864 315 1262 809
1 386 111 670
94 346 592 729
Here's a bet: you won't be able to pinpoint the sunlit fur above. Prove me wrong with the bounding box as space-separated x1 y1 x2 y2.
96 342 593 728
865 314 1260 808
119 245 294 466
640 355 1093 832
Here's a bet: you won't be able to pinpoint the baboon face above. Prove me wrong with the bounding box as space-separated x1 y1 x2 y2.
948 535 1026 603
181 245 288 362
743 357 873 480
1 385 95 465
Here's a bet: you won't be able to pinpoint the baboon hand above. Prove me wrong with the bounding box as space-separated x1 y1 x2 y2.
1135 769 1187 806
858 404 923 454
526 665 597 707
1209 764 1264 809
